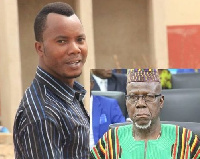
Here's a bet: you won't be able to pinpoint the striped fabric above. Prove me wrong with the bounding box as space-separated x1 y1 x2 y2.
13 66 90 159
91 124 200 159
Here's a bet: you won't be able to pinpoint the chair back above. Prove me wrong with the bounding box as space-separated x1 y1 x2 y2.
161 88 200 122
172 73 200 89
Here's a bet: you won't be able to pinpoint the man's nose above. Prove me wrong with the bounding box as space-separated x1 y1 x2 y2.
136 97 147 108
68 42 81 54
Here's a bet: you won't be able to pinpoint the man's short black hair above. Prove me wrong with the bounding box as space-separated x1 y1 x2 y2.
34 2 75 42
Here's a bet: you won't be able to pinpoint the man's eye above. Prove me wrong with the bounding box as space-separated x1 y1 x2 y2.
130 95 138 100
57 40 66 44
77 37 85 42
145 95 154 100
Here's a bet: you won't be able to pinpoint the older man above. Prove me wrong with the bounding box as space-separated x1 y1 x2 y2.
91 69 200 159
13 2 89 158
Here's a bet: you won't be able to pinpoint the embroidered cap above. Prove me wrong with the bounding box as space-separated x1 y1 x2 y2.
127 69 160 83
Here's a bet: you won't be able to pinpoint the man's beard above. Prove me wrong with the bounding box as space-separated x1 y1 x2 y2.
135 120 152 129
67 73 81 79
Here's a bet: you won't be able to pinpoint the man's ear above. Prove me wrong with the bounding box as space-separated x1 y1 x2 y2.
35 41 44 57
160 95 164 109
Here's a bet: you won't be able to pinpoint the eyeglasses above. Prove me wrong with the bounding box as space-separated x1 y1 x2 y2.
125 94 161 104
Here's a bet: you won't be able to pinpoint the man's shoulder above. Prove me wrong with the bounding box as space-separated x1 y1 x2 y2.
112 73 127 81
162 123 195 132
93 95 119 109
94 95 117 102
15 82 54 128
110 73 127 92
161 123 199 140
109 124 132 136
20 80 45 108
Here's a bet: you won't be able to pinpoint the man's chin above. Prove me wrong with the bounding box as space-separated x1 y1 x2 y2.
134 120 152 129
65 71 82 79
69 73 82 79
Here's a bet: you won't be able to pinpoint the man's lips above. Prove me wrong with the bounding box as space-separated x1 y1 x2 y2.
134 113 150 118
135 114 150 117
66 60 81 64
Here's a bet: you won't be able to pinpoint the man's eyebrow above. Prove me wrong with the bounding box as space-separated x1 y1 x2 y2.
55 34 86 39
55 36 68 39
78 34 86 37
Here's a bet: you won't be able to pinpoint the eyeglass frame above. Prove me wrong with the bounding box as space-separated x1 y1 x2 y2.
125 94 162 104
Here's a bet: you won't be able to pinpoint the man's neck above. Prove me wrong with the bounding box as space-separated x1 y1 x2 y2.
64 79 75 88
38 65 75 88
133 121 161 142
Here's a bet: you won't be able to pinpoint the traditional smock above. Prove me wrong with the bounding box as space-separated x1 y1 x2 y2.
91 124 200 159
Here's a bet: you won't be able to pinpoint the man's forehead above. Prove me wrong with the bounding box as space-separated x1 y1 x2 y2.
127 82 159 88
43 13 84 37
46 13 79 24
127 82 161 93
